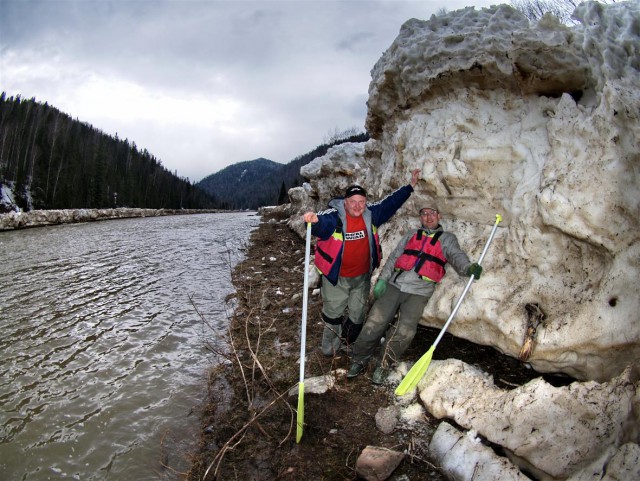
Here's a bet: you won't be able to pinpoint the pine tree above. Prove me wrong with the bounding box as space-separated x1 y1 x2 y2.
277 181 288 205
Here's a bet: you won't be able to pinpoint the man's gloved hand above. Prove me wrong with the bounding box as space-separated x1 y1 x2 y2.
467 263 483 279
373 279 388 299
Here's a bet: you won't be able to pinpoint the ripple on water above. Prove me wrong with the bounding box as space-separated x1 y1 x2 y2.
0 212 259 480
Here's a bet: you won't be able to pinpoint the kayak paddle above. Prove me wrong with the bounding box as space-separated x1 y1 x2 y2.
395 214 503 396
296 222 312 442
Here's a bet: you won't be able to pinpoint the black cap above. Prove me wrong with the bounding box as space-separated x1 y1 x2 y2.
344 185 367 198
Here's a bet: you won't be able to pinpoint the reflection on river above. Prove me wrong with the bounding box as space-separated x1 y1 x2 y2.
0 212 259 480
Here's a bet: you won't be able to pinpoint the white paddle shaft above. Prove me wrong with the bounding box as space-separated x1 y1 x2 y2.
432 215 501 348
299 222 312 383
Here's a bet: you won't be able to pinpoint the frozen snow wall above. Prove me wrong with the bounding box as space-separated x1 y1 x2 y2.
290 2 639 382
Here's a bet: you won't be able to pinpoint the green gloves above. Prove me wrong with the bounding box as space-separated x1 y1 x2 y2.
373 279 388 299
467 263 483 279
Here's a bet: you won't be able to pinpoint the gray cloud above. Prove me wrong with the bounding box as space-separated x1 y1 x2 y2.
1 0 495 182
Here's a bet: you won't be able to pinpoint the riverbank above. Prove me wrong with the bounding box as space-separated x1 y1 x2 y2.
0 207 233 231
185 211 541 480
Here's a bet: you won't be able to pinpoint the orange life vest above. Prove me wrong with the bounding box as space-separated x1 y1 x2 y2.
394 230 447 282
314 218 381 279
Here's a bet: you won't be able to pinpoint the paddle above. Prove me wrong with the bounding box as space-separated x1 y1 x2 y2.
296 222 312 443
395 214 503 396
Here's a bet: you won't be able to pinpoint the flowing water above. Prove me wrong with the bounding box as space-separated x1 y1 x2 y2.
0 212 260 480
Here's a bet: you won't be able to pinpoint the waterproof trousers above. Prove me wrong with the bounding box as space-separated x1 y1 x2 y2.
320 273 370 356
351 283 430 367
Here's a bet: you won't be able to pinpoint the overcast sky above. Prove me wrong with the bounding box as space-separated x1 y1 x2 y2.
1 0 496 182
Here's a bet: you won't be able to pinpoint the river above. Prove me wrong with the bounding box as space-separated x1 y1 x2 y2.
0 212 260 480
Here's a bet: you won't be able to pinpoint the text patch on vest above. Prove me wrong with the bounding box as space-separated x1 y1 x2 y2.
345 230 365 241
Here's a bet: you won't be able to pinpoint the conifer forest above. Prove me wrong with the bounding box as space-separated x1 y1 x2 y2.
0 93 219 211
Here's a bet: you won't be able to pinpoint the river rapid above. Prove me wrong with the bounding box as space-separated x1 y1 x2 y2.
0 212 260 480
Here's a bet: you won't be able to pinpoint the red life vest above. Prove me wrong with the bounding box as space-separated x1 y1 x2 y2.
314 218 381 279
315 230 344 277
394 230 447 282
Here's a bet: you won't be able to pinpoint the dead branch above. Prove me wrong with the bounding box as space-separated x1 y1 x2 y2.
201 386 296 481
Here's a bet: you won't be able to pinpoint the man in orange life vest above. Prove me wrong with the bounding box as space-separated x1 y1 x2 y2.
302 169 420 357
347 205 482 384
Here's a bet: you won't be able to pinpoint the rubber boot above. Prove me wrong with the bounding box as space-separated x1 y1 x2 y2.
341 318 363 344
371 365 388 385
321 314 343 357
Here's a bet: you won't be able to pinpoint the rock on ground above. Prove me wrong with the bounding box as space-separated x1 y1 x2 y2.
416 359 640 480
355 446 405 481
429 422 531 481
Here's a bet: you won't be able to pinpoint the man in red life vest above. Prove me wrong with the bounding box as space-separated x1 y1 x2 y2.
303 169 421 356
347 206 482 384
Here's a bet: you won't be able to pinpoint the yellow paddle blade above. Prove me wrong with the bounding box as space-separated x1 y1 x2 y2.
296 382 305 443
395 346 435 396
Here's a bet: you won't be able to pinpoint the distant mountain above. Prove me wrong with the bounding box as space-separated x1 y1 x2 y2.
197 132 369 209
197 158 283 210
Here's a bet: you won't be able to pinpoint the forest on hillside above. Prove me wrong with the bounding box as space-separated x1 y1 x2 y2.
197 130 369 210
0 93 219 212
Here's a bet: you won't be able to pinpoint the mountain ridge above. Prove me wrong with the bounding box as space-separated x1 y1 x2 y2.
196 133 369 209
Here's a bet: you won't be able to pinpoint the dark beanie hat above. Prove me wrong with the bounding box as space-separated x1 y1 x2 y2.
344 185 367 198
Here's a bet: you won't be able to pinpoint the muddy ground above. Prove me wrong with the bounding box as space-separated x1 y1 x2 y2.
184 212 557 481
